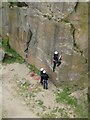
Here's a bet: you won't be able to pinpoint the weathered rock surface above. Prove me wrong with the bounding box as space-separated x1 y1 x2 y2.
0 3 2 36
0 49 5 61
1 2 88 88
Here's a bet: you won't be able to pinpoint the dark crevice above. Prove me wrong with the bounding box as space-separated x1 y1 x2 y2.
60 4 88 62
60 18 88 64
60 2 78 21
70 22 86 58
43 14 52 20
74 2 79 12
17 2 28 7
24 27 33 57
9 2 28 8
43 2 78 23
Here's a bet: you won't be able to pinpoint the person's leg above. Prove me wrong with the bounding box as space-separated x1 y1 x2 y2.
46 80 48 89
53 61 56 72
45 81 46 89
40 77 43 85
57 60 61 67
43 80 45 89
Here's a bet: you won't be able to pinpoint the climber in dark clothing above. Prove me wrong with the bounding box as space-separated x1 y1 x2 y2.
53 51 62 72
42 70 49 89
40 68 44 85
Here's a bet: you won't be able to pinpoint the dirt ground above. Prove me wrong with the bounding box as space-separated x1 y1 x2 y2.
1 63 39 118
0 63 87 118
0 63 57 118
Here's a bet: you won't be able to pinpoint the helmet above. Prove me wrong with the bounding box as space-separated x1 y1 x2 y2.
54 51 58 54
43 70 46 73
40 68 44 71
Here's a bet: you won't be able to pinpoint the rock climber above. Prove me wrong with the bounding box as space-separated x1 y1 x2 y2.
40 68 44 85
53 51 62 72
42 70 49 89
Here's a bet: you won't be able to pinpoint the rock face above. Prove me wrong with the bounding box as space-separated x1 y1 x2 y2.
1 2 88 88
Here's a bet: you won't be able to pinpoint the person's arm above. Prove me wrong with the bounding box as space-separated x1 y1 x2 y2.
53 54 55 61
40 72 41 76
59 55 62 60
47 74 49 79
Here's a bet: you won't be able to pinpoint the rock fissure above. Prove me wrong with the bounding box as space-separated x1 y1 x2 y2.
9 2 28 8
24 27 33 58
41 3 78 23
74 2 79 12
62 2 79 19
70 22 88 63
60 17 88 64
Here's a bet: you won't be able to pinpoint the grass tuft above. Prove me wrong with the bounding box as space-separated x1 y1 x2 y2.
36 100 44 106
27 64 40 75
56 87 77 106
55 87 88 117
2 39 24 64
2 38 40 75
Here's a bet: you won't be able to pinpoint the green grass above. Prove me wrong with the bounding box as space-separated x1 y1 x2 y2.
75 105 88 118
51 107 69 117
35 99 47 111
17 81 30 92
42 113 57 118
43 14 52 20
36 100 44 106
28 93 35 98
61 19 70 23
2 38 40 75
55 87 88 118
2 39 24 64
52 107 62 113
27 64 40 75
56 87 77 106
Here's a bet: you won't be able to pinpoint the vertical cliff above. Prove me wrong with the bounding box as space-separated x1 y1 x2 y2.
1 2 88 89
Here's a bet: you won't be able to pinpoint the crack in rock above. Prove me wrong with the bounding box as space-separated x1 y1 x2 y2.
24 27 33 58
